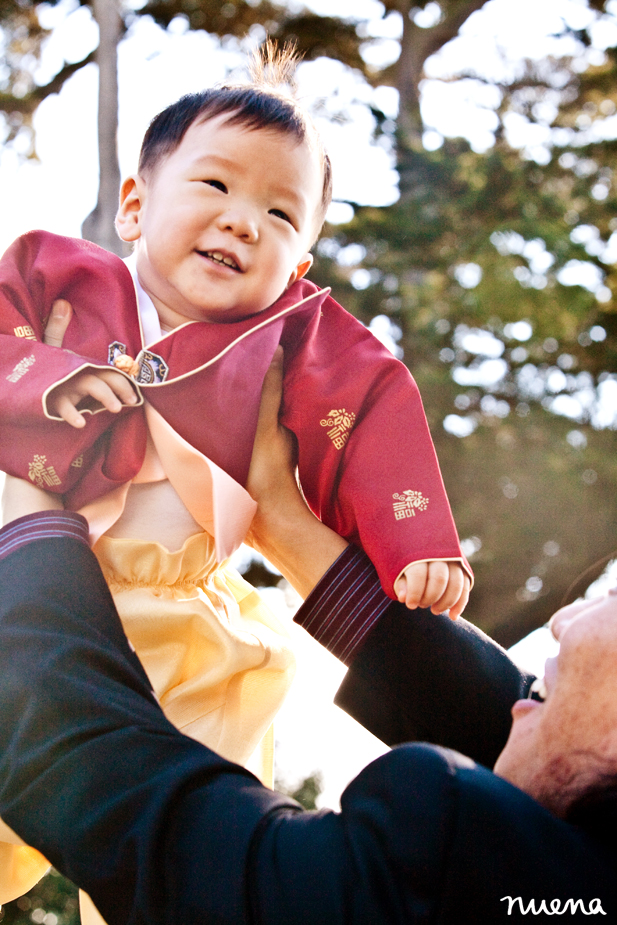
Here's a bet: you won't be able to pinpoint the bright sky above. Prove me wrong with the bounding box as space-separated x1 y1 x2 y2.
1 0 613 806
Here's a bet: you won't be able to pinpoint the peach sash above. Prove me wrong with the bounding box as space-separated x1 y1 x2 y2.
79 402 257 560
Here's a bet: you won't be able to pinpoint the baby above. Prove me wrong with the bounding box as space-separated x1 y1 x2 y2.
0 46 471 921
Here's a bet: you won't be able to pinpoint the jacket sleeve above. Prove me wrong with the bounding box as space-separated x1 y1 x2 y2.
0 232 142 494
0 232 110 420
335 602 534 768
282 296 471 598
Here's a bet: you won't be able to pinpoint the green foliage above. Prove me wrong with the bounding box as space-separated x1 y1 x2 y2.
276 772 323 810
0 870 79 925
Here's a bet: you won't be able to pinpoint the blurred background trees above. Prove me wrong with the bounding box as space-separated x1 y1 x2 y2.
0 0 615 647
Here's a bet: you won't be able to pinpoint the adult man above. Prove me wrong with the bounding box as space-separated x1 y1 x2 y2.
1 513 617 924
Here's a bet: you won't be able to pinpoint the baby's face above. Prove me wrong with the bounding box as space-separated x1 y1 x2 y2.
117 114 323 329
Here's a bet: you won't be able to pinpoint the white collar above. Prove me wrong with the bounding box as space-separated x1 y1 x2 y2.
123 252 162 346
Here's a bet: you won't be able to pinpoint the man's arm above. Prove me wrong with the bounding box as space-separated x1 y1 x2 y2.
0 517 294 925
295 545 534 768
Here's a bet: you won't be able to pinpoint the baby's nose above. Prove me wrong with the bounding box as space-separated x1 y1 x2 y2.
218 208 258 242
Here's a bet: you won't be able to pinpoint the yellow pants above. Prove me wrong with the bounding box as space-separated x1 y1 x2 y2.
0 532 296 920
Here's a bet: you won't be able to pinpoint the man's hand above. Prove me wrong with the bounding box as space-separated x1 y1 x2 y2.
245 347 348 598
394 561 470 620
44 298 73 347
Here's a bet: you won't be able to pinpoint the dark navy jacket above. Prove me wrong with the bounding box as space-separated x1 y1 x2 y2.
0 537 615 924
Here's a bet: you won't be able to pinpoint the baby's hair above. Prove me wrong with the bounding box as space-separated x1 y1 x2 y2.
138 41 332 234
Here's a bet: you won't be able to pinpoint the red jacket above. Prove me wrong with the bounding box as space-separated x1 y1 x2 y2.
0 231 470 595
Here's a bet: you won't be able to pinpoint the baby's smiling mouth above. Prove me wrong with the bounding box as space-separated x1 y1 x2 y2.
198 250 241 272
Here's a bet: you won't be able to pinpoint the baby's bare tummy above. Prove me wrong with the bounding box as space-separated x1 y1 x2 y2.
104 479 203 552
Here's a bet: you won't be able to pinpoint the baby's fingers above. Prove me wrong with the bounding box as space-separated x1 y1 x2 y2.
395 562 431 610
53 393 87 428
79 373 134 414
433 568 471 620
97 369 139 407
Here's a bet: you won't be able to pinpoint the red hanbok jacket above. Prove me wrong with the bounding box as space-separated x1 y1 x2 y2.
0 231 470 595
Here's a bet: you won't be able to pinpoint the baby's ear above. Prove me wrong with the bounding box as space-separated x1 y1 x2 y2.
116 176 145 242
286 253 313 288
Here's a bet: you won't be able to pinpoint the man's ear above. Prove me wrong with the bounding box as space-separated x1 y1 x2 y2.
115 176 145 242
286 253 313 289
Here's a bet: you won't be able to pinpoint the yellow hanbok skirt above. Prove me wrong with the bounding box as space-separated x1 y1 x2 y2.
0 531 295 916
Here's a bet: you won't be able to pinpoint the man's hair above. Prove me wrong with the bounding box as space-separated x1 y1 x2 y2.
138 42 332 233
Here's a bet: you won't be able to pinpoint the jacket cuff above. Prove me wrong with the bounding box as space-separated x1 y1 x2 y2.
0 511 90 563
293 545 391 666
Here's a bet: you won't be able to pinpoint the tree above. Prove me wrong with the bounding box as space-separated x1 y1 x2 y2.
80 0 124 255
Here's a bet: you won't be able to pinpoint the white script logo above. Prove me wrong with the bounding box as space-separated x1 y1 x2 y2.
501 896 606 916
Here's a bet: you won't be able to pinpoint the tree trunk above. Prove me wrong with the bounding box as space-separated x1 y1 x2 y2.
393 0 490 193
82 0 125 255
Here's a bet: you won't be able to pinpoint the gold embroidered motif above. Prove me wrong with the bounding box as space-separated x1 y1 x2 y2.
71 455 84 468
6 354 35 383
28 454 61 489
392 490 429 520
320 409 356 449
14 325 36 340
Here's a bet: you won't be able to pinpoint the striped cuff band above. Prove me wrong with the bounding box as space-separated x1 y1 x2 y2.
0 511 90 563
294 545 391 666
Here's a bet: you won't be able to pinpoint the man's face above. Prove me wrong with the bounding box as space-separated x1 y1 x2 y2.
494 594 617 817
116 114 323 329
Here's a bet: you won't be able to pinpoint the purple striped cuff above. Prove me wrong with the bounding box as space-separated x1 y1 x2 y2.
294 545 391 666
0 511 90 562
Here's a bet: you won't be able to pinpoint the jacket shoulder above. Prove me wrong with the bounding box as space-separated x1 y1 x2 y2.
4 231 128 277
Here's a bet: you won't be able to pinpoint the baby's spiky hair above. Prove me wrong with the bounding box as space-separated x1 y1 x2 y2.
138 41 332 236
248 38 300 93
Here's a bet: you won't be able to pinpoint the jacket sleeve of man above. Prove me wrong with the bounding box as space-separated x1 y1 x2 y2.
294 546 534 769
1 531 615 925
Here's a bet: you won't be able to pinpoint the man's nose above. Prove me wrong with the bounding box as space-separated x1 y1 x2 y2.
216 207 259 243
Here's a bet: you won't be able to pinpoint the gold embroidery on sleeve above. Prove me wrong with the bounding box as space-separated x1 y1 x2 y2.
6 355 35 383
28 454 61 488
71 455 83 468
320 409 356 449
14 325 36 340
392 490 429 520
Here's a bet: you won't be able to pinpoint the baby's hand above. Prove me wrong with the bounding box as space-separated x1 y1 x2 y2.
47 368 139 428
394 561 470 620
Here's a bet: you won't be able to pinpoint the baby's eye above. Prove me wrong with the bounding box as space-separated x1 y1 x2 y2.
204 179 227 193
269 208 293 225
